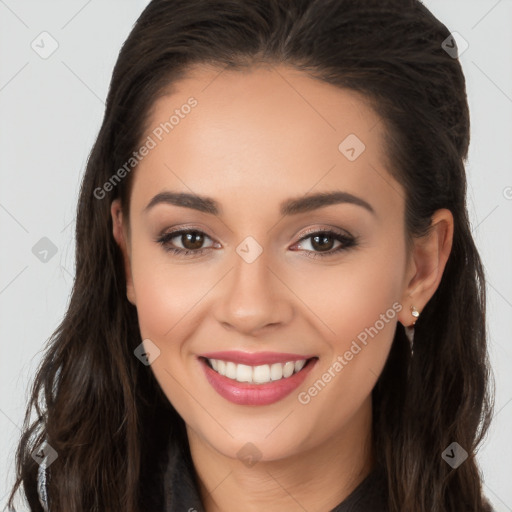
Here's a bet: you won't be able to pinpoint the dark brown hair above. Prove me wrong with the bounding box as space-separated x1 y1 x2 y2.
8 0 495 510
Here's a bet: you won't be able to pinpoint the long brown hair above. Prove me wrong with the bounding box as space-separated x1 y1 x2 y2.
8 0 495 510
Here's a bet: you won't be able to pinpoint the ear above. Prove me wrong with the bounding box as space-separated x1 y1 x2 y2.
111 199 136 305
398 208 454 327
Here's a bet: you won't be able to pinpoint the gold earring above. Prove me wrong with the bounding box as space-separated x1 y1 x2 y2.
410 305 420 325
405 306 420 354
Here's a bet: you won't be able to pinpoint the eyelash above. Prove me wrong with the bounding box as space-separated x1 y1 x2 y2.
155 227 358 260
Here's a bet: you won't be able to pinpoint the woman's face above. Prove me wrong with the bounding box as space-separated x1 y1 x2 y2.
113 63 418 462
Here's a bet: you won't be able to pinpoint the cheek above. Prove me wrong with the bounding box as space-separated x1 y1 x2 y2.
292 255 405 441
129 243 212 341
292 241 406 344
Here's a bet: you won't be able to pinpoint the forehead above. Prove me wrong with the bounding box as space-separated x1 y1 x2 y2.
130 63 401 219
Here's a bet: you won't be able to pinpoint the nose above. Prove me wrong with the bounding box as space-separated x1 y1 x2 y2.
212 249 294 336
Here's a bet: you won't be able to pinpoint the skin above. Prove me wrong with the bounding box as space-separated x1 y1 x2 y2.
111 63 453 512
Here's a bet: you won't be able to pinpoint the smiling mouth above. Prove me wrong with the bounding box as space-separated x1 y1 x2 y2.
199 356 318 385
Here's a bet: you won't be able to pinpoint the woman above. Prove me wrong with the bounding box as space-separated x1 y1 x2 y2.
7 0 495 510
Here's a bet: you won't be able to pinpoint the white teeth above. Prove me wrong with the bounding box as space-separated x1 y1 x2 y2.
253 364 270 384
206 358 309 384
225 361 237 380
282 361 295 378
236 364 253 382
270 363 283 381
294 360 306 373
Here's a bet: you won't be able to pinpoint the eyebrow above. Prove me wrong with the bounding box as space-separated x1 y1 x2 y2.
144 190 376 217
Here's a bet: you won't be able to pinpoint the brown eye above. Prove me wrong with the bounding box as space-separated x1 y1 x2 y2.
179 231 206 250
156 229 216 257
309 233 337 252
292 229 358 260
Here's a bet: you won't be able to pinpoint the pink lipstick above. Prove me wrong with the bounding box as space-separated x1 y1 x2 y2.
198 351 318 406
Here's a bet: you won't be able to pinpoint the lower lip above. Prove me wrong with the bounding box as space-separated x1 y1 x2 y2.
199 357 317 406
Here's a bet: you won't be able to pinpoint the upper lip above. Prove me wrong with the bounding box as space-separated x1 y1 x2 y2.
200 351 316 366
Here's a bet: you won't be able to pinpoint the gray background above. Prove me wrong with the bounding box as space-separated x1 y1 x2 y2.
1 1 511 510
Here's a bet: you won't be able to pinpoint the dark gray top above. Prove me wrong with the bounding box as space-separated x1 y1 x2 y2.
161 441 389 511
36 434 496 511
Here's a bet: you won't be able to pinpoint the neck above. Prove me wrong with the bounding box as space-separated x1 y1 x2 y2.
186 395 375 512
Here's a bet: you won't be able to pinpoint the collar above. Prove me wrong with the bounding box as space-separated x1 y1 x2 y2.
162 439 389 512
